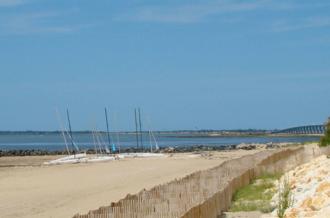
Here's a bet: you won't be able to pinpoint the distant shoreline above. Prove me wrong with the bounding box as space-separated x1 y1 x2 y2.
0 130 321 138
0 130 273 135
163 134 322 138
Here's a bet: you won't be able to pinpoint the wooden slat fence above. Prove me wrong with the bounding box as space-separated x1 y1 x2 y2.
73 145 330 218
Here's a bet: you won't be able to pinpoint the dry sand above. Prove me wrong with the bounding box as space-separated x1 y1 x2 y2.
0 150 259 218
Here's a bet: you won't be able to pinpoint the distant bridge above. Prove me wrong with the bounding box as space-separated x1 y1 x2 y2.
274 125 326 135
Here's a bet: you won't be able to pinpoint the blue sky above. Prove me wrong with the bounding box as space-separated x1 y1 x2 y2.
0 0 329 131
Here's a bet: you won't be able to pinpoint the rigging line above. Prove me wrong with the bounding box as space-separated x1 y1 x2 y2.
93 125 103 154
66 133 80 152
146 116 159 151
138 108 143 148
91 129 98 156
66 109 75 151
149 130 153 153
134 108 139 149
89 118 98 155
145 116 153 152
95 130 103 154
151 130 159 150
64 124 74 151
66 109 80 152
97 130 108 152
60 115 78 153
55 108 70 155
104 108 112 149
96 127 108 154
113 111 121 153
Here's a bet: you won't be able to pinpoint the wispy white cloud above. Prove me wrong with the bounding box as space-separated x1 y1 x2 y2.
114 0 330 25
0 0 26 7
0 12 71 34
272 16 330 32
114 0 269 23
0 10 91 35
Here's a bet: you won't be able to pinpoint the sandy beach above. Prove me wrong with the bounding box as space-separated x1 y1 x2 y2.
0 150 259 218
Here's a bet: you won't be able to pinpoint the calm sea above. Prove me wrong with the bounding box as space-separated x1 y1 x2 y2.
0 133 320 151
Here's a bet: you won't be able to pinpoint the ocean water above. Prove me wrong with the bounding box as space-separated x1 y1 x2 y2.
0 132 320 151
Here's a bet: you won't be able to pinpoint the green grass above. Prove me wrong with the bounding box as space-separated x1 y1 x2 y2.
301 141 318 145
257 172 282 181
277 177 293 218
230 201 275 213
320 120 330 147
229 173 281 213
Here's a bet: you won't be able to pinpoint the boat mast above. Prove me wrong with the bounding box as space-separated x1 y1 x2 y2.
138 108 143 149
149 130 152 152
66 109 76 152
134 108 139 150
104 108 112 153
56 109 70 155
113 112 121 153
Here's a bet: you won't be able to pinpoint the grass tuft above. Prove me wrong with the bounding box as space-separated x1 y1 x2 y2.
277 176 293 218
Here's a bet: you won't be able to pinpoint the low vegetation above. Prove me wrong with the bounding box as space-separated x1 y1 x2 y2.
277 177 293 218
320 119 330 147
229 173 281 213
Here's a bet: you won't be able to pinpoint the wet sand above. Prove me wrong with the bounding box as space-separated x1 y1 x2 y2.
0 150 259 218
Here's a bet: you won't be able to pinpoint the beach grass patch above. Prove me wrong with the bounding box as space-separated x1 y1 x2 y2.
229 173 281 213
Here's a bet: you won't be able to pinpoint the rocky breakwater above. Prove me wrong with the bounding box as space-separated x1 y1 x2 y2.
0 149 68 157
0 143 297 157
0 145 237 157
265 155 330 218
236 142 296 150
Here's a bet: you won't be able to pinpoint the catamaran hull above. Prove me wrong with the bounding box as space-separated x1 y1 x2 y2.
118 153 165 158
44 154 124 165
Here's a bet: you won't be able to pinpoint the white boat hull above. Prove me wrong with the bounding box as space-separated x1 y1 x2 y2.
118 153 165 158
44 153 124 165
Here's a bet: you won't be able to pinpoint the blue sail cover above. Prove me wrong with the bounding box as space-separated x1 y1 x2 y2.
112 144 116 152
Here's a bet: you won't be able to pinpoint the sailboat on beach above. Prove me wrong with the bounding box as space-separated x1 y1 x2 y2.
44 109 87 165
87 108 119 162
44 108 164 164
118 108 164 158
